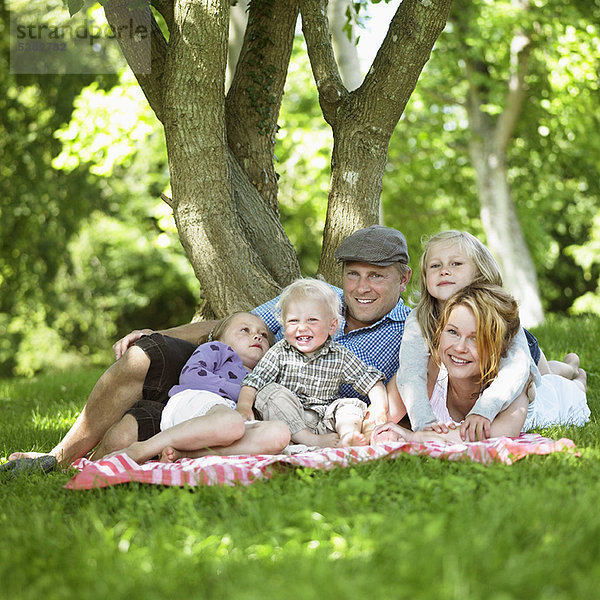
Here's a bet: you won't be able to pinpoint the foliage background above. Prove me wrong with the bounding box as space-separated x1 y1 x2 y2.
1 1 599 376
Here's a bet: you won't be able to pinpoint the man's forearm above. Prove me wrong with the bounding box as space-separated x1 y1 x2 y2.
158 320 219 345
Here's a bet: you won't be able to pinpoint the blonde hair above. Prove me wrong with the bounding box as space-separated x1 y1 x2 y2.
435 282 520 390
416 230 503 356
277 278 341 324
208 311 274 347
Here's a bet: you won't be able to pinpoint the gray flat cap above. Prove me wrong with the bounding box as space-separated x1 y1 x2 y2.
334 225 409 267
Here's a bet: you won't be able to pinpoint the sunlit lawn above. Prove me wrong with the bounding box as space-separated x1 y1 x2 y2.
1 315 599 600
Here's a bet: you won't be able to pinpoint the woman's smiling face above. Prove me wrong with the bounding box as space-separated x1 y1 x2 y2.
439 304 481 381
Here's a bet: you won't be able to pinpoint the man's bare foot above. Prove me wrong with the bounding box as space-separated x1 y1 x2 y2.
337 431 367 447
8 451 50 461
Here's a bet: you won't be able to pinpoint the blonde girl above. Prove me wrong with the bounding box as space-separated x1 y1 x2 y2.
392 231 581 441
104 312 290 464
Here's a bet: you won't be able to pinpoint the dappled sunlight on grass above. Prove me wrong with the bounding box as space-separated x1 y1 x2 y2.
30 408 79 431
0 317 598 599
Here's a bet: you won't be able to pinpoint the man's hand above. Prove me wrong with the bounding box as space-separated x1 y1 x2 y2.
460 414 491 442
370 422 406 445
113 329 155 360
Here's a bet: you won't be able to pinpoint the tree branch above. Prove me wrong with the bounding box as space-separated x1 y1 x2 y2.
104 0 168 122
225 0 300 212
494 28 533 153
358 0 454 131
299 0 348 125
160 192 174 208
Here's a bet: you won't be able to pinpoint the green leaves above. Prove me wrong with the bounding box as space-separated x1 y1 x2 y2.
66 0 84 17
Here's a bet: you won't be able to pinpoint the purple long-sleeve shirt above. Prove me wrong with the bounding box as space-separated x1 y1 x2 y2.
168 341 248 403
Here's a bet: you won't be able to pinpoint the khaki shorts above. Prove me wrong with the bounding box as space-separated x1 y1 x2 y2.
254 382 367 435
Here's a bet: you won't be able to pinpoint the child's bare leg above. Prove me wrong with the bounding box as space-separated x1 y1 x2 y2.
547 353 580 379
291 429 339 448
254 384 338 448
160 420 290 461
537 350 552 375
104 406 245 464
489 390 528 437
336 414 367 447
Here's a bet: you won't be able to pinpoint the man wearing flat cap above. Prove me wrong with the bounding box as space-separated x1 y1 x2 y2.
10 226 412 464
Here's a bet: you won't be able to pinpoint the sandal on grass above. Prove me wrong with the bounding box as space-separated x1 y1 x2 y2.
0 455 58 477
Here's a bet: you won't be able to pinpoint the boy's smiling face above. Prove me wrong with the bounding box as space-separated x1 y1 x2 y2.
283 298 338 357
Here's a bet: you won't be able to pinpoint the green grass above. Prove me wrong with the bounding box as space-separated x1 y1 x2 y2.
0 315 598 600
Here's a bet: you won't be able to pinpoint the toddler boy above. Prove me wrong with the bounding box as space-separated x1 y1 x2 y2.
237 278 389 447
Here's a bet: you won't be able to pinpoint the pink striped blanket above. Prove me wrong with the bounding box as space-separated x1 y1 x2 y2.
64 434 576 490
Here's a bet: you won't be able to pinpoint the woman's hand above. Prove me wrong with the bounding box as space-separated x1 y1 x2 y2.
112 329 155 360
423 421 457 434
460 414 491 441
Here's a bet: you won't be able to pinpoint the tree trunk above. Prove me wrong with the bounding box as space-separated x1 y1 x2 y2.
105 0 300 318
328 0 362 91
468 132 545 327
163 0 301 318
457 1 544 326
301 0 454 284
105 0 453 314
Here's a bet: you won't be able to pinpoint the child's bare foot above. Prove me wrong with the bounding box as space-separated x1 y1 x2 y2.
548 353 581 380
564 353 580 378
371 423 415 444
160 446 183 463
100 442 146 464
291 430 339 448
574 368 587 393
160 446 219 461
337 431 367 447
313 432 340 447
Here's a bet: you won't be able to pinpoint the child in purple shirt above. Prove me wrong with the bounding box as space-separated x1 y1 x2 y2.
106 312 290 463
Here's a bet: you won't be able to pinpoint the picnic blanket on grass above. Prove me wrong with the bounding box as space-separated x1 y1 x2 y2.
64 434 576 490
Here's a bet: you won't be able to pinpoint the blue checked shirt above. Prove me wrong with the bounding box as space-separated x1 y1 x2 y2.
252 284 411 401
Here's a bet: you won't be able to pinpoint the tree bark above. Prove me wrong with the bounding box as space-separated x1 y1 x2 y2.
457 1 544 326
226 0 300 213
104 0 453 315
301 0 454 284
105 0 300 318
